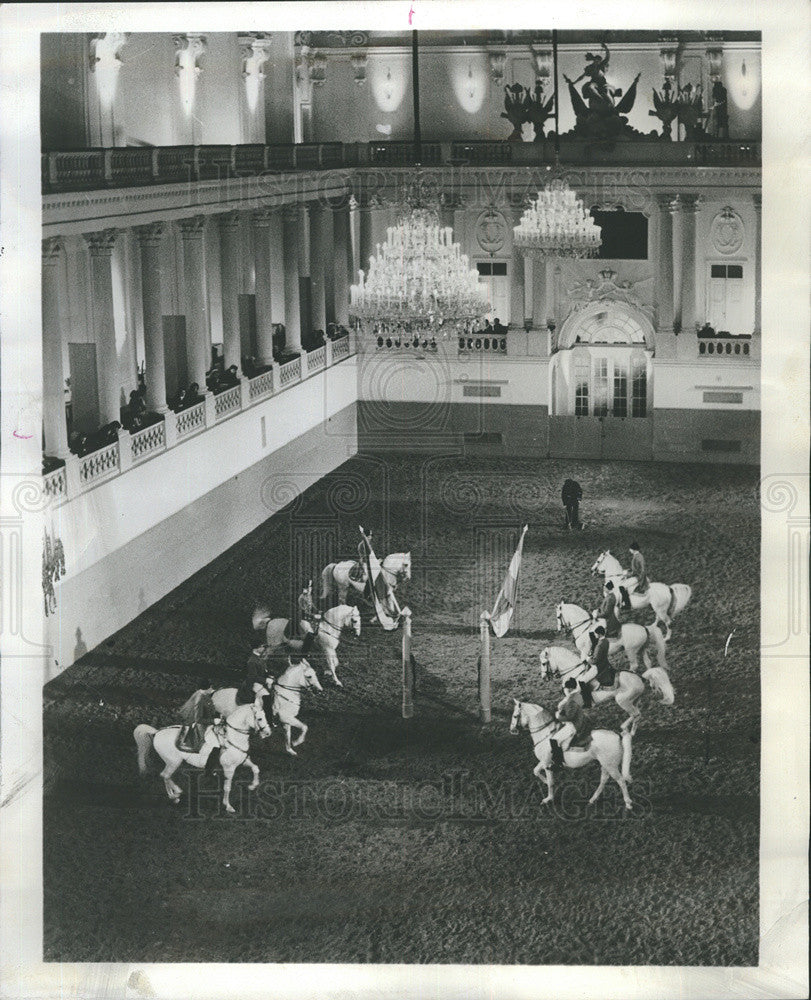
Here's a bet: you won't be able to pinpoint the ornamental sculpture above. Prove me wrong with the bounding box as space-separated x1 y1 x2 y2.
563 43 643 140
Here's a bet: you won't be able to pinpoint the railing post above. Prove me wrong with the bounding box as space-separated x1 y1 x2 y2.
163 409 178 448
103 149 114 185
203 391 216 427
300 350 309 379
151 148 160 182
117 429 133 472
64 453 82 498
325 338 334 367
479 611 492 724
239 375 251 410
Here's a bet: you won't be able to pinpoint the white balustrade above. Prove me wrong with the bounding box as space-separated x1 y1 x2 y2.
176 401 206 438
308 345 326 371
214 385 241 420
130 420 166 463
458 334 508 354
279 355 302 387
79 441 120 486
332 335 350 360
249 368 274 401
43 465 67 501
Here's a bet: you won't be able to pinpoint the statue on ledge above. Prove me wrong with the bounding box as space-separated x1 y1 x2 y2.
501 83 528 141
501 80 554 142
564 42 643 140
650 77 680 139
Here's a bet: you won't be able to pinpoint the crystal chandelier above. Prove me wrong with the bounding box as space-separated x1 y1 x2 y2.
513 178 602 259
350 207 490 339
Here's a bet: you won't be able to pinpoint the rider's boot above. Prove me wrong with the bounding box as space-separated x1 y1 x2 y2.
580 682 594 708
300 630 315 656
549 739 565 772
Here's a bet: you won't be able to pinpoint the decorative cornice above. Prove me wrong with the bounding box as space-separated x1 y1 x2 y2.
173 33 207 77
678 193 702 212
217 211 242 231
252 207 277 226
488 51 507 84
294 31 370 49
350 52 368 87
83 229 117 255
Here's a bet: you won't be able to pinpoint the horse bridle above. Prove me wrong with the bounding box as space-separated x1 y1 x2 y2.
273 678 318 706
559 608 593 640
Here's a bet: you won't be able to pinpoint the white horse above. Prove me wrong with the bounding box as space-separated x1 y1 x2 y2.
211 684 271 719
271 658 323 755
555 601 668 673
253 604 361 686
134 701 272 813
590 549 693 640
539 645 674 732
510 699 634 810
320 552 411 610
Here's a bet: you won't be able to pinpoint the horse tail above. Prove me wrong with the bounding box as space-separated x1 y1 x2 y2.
645 666 675 706
621 730 633 781
669 584 692 617
252 606 271 631
320 564 335 600
134 724 157 774
645 623 668 669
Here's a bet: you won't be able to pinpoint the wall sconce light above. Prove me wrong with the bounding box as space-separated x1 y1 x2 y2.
89 33 128 109
240 34 272 113
727 53 760 110
452 55 485 113
174 33 207 118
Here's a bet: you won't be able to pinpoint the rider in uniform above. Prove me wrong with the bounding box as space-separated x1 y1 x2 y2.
297 581 321 657
177 681 217 752
621 541 649 610
549 677 592 771
578 625 617 708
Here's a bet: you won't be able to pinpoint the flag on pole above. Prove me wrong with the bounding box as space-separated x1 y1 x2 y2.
359 526 400 630
489 524 529 637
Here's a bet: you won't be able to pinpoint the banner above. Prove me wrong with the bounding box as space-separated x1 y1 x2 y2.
489 524 528 637
359 526 400 631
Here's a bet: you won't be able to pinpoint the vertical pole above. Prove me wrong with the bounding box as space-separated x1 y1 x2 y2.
479 611 492 723
412 30 421 166
402 607 414 719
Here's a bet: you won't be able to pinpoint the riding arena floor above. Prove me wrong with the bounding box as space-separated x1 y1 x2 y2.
43 453 760 965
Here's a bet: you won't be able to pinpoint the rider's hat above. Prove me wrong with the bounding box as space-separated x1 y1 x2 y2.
629 540 640 550
564 678 578 691
595 625 606 636
604 580 614 590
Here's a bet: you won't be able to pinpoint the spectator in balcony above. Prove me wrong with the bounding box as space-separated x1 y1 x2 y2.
273 324 286 356
707 80 729 140
187 382 202 406
170 385 188 412
493 317 507 335
222 364 240 387
206 367 222 393
124 389 147 432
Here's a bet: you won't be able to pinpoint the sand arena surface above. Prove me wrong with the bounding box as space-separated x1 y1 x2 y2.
44 454 759 965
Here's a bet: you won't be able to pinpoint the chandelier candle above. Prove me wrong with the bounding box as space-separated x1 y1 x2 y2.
350 208 490 338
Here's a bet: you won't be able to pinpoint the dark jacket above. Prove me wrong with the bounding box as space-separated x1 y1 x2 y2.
630 550 649 592
557 689 591 739
599 590 621 637
591 637 615 686
561 480 583 506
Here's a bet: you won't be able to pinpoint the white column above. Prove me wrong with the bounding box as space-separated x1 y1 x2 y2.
281 206 302 352
178 216 210 389
533 257 548 328
42 238 69 458
298 205 313 345
84 229 120 425
679 194 700 334
523 256 534 325
135 222 168 413
656 194 676 334
358 204 374 279
332 206 351 326
253 208 276 364
753 192 761 335
218 212 242 370
309 204 329 332
509 206 525 328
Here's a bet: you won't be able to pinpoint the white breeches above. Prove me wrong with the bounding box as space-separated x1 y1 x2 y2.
552 722 576 749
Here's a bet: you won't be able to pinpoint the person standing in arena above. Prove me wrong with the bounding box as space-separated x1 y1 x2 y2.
561 478 585 531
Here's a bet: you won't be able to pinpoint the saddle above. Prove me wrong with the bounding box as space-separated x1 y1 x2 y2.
176 723 219 756
348 561 366 584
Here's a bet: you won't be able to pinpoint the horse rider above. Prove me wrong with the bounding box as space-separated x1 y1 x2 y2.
177 681 217 752
578 625 617 708
549 677 592 771
350 531 372 585
620 540 649 610
561 478 584 531
297 581 321 657
591 580 622 651
241 647 276 703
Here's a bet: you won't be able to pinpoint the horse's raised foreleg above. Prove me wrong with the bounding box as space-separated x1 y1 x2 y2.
245 757 260 792
160 760 182 803
292 719 308 748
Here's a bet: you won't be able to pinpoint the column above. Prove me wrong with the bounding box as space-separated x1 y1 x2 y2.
315 206 335 329
178 216 210 390
656 194 676 334
253 208 276 365
218 212 242 371
332 206 351 326
298 205 313 344
523 256 534 325
358 203 374 279
532 257 548 328
42 238 69 458
135 222 168 413
679 195 700 334
84 229 120 425
281 206 302 352
509 206 525 328
753 192 761 335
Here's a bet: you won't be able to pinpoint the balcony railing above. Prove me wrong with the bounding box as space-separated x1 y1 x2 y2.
43 336 354 506
41 139 761 193
697 335 752 358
